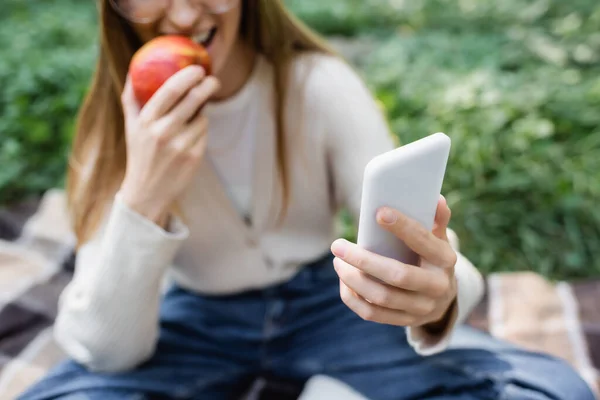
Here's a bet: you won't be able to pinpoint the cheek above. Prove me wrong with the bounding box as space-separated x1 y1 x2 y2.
211 11 242 68
222 9 241 39
220 18 239 50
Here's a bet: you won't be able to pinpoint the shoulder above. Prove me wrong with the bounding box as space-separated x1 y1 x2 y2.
288 52 360 83
285 51 394 147
285 51 385 131
287 52 373 103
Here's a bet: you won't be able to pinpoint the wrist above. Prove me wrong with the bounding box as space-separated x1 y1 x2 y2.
422 296 457 335
119 187 170 228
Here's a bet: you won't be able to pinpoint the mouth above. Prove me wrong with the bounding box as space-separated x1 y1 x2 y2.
192 27 217 48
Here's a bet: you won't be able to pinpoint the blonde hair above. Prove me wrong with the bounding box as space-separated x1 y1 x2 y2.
67 0 337 245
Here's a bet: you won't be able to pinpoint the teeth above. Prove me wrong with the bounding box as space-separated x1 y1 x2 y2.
193 30 212 44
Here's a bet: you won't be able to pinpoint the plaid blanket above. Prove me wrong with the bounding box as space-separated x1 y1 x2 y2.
0 189 598 399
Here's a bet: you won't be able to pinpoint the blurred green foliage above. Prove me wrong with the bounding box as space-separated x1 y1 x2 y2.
0 0 97 204
0 0 599 279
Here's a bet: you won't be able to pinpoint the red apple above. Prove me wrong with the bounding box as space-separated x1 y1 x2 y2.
129 35 212 107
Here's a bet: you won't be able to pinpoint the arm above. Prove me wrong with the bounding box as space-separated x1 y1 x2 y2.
53 193 189 372
317 56 484 354
55 65 219 372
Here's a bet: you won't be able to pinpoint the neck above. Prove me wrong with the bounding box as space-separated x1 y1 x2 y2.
213 40 257 101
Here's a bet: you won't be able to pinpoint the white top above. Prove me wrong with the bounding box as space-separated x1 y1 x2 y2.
205 88 257 219
54 53 485 372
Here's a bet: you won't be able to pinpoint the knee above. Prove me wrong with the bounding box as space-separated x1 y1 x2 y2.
556 360 594 399
559 372 595 400
524 356 596 400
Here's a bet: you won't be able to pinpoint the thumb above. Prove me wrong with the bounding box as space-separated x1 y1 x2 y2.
121 75 140 121
432 195 451 241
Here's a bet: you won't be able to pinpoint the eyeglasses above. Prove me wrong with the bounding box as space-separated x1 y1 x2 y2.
109 0 239 24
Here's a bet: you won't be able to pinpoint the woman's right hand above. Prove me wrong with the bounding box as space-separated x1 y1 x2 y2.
119 65 220 226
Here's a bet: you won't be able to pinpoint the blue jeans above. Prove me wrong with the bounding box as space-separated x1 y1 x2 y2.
19 253 594 400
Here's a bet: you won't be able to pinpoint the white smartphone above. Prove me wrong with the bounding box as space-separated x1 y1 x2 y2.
356 132 451 266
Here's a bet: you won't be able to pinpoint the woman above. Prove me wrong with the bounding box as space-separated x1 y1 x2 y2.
19 0 594 399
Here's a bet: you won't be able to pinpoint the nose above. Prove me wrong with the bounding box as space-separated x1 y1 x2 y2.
164 0 202 33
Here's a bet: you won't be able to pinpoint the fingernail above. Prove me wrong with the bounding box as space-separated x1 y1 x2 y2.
377 208 397 224
331 239 347 258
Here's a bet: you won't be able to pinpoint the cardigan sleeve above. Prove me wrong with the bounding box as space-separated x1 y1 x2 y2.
53 193 189 372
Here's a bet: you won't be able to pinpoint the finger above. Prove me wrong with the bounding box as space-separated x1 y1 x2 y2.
184 116 209 163
333 257 436 316
331 239 449 297
190 131 208 159
186 110 210 159
375 207 457 269
142 65 206 120
121 75 140 120
339 281 416 326
171 115 209 155
432 195 451 240
167 76 221 124
151 97 210 143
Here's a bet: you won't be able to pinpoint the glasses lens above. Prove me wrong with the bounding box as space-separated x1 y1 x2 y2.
110 0 238 22
196 0 238 14
110 0 168 23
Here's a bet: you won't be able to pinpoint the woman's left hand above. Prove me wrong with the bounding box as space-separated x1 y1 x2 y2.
330 196 458 332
